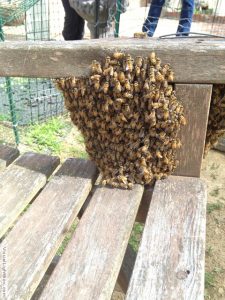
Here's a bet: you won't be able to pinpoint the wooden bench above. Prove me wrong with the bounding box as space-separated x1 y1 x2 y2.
0 38 224 299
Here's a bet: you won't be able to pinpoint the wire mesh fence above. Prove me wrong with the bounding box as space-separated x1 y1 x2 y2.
0 0 225 147
0 0 65 145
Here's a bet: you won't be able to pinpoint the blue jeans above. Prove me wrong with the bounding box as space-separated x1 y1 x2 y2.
142 0 194 37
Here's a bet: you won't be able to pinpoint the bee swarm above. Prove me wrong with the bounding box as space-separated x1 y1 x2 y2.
205 85 225 154
55 52 186 189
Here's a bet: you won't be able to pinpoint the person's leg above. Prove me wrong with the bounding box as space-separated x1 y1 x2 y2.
176 0 194 36
61 0 85 40
142 0 165 37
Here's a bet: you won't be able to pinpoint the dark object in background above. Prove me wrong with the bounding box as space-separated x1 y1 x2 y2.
61 0 85 40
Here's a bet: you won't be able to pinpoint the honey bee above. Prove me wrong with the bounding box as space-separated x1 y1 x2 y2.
94 79 100 91
91 74 101 81
152 102 161 109
118 71 126 83
119 113 128 122
149 110 156 126
163 110 169 120
104 56 111 68
149 52 156 65
124 79 132 91
102 81 109 94
167 70 174 82
149 67 156 83
135 66 141 77
133 32 147 39
125 58 134 72
69 77 76 88
114 79 122 93
81 87 86 96
143 81 150 91
140 68 146 81
155 58 161 70
165 85 173 96
123 92 133 99
123 104 131 114
155 72 164 82
113 52 125 60
91 60 102 74
135 56 143 68
180 115 187 125
134 82 140 93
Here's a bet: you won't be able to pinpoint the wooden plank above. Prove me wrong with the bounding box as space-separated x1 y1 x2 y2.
0 158 97 300
126 176 207 300
0 152 59 238
0 39 225 83
0 145 19 171
39 185 144 300
174 84 212 177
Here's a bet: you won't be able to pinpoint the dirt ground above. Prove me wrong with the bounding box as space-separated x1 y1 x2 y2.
202 150 225 299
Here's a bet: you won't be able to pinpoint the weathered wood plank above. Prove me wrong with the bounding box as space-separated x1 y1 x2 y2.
174 84 212 177
15 151 60 177
0 158 97 300
0 152 59 238
0 145 19 171
0 39 225 83
126 176 207 300
39 185 144 300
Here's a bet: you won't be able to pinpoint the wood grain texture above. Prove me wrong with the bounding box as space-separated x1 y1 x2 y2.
0 159 6 172
0 165 46 239
0 153 59 238
0 39 225 83
174 84 212 177
0 159 97 300
0 145 19 170
15 152 60 177
126 176 207 300
39 185 144 300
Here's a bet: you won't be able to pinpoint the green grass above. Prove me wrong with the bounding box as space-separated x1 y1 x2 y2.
129 222 144 252
205 246 213 257
207 201 223 214
205 271 216 288
57 221 78 255
0 113 10 122
210 163 220 171
210 173 217 180
209 188 220 198
23 117 70 154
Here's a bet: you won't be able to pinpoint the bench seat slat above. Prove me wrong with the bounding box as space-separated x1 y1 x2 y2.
0 152 59 238
0 145 19 172
126 176 207 300
0 158 97 300
39 185 144 300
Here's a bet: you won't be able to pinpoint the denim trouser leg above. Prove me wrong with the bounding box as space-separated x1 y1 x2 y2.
142 0 165 37
177 0 194 35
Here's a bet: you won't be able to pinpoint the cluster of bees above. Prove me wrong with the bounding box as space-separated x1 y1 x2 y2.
205 85 225 154
55 52 186 188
